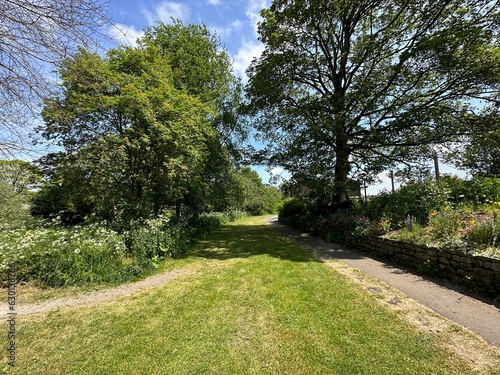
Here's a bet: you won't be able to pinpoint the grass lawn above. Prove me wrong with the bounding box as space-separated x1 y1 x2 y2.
2 216 498 374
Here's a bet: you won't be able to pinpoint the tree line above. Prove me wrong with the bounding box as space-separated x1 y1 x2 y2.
1 21 281 227
0 0 499 223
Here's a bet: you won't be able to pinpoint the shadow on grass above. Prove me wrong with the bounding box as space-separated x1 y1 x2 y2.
180 223 320 264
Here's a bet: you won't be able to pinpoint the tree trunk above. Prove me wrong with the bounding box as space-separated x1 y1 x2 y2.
333 147 351 203
333 117 351 203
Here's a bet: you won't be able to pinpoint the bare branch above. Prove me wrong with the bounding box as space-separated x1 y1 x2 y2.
0 0 111 157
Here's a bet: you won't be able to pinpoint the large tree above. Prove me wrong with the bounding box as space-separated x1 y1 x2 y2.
143 21 248 160
0 0 109 156
37 22 246 222
246 0 500 202
39 45 215 221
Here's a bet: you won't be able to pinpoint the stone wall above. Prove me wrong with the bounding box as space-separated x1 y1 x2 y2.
345 235 500 298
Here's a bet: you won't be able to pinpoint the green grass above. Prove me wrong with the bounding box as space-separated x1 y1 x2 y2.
1 216 492 374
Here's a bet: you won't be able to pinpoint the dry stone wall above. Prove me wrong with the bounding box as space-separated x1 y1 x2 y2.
345 235 500 298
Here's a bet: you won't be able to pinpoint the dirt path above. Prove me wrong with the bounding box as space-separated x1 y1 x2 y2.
267 216 500 348
2 268 196 317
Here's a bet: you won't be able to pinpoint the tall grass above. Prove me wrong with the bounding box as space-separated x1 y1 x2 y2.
0 210 245 287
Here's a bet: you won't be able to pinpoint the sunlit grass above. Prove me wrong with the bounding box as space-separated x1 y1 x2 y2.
1 216 489 374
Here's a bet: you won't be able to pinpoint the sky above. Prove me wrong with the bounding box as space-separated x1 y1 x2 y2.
107 0 268 79
104 0 466 194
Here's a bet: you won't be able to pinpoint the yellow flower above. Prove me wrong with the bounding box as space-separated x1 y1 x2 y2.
430 210 437 217
469 220 475 225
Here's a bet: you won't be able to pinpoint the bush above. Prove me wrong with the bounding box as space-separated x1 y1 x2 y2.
449 177 500 206
1 210 242 287
314 213 370 243
362 179 450 227
278 198 309 219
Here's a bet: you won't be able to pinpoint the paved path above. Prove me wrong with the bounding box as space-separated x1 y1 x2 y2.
268 217 500 348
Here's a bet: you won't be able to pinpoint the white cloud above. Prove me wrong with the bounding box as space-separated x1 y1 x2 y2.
109 24 144 46
211 19 243 39
143 1 191 25
232 40 264 79
207 0 222 5
246 0 269 36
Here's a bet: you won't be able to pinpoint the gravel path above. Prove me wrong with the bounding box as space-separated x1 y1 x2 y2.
2 268 195 316
267 216 500 348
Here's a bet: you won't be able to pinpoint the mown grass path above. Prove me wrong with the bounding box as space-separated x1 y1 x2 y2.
2 216 499 374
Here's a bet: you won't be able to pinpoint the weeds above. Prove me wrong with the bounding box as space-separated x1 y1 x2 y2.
0 210 244 287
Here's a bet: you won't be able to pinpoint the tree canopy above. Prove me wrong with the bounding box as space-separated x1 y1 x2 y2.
245 0 500 201
36 22 245 223
0 159 42 196
453 126 500 177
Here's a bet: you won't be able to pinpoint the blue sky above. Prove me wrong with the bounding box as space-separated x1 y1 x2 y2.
104 0 466 193
107 0 268 79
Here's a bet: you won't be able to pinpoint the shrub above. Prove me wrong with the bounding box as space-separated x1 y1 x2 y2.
363 179 450 227
311 213 370 243
278 198 309 219
449 178 500 206
1 210 241 287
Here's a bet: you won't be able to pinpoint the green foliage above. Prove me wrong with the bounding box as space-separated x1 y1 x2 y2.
235 167 283 215
388 206 500 259
143 20 234 103
278 198 309 219
465 214 500 248
363 179 450 226
278 197 371 243
41 45 216 221
262 185 283 214
37 21 245 224
245 0 500 198
0 180 30 229
125 214 179 264
0 223 128 286
454 127 500 178
389 224 428 246
0 211 241 287
0 160 43 197
315 213 370 244
428 209 465 247
448 177 500 206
